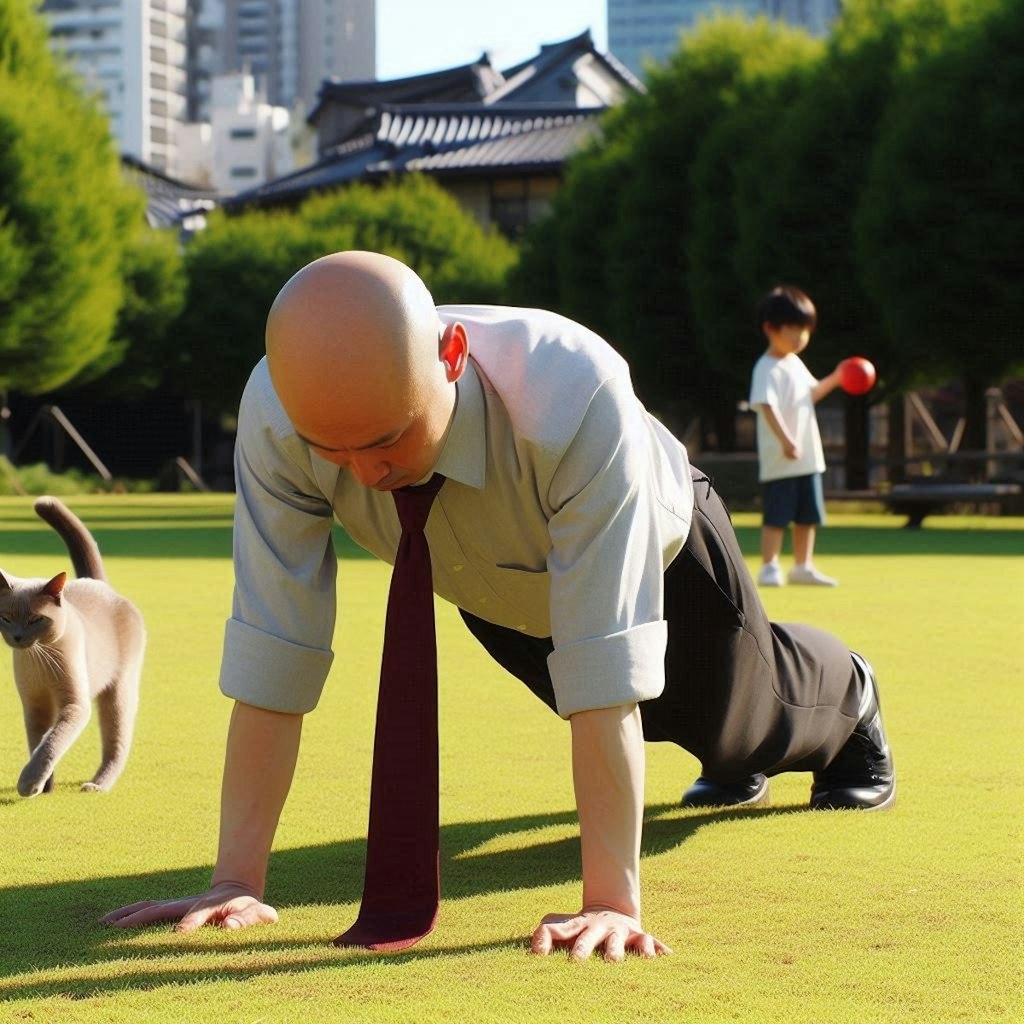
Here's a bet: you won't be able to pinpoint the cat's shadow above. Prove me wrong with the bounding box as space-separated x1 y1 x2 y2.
0 801 797 997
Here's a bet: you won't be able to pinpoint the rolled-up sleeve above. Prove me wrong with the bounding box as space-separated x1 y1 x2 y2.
545 377 683 718
219 362 337 714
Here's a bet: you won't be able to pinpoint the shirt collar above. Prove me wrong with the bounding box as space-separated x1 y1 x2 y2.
432 357 486 489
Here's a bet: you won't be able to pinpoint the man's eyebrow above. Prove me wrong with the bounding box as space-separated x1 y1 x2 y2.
295 429 403 453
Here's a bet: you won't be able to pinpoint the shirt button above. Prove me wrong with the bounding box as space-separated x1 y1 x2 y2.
452 564 463 572
478 596 487 604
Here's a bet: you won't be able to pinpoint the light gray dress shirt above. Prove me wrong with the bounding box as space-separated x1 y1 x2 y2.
220 305 695 718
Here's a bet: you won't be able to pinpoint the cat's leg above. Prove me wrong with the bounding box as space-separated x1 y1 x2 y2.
20 691 58 795
18 695 91 798
86 650 142 792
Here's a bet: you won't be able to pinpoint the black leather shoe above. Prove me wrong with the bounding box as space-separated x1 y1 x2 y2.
681 774 770 808
810 652 895 811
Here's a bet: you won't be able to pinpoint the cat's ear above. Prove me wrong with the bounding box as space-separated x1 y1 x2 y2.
42 572 67 604
0 570 12 592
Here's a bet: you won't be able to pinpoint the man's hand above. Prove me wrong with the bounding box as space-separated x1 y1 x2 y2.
99 882 278 933
783 438 800 460
531 908 671 962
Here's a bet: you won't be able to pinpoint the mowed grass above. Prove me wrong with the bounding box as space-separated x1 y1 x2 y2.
0 494 1020 1024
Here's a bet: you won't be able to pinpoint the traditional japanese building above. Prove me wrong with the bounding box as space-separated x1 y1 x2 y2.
224 31 642 238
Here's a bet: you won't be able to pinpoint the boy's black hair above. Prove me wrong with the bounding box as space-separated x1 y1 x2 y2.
757 286 817 332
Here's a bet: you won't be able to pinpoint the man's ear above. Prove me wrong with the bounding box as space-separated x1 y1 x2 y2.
439 322 468 382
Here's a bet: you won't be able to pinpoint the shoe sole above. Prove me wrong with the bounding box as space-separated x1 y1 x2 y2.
682 776 771 809
810 778 896 812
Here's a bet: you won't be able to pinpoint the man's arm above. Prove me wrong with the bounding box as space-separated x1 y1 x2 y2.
101 701 301 930
754 402 799 460
531 704 670 961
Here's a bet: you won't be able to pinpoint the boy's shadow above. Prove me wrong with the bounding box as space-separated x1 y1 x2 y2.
0 801 795 999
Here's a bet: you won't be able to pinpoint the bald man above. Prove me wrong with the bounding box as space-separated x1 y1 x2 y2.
103 251 893 961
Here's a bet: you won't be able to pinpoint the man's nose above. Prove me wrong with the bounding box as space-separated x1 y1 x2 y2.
348 454 389 488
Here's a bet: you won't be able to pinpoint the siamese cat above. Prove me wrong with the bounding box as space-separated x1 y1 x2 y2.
0 496 145 797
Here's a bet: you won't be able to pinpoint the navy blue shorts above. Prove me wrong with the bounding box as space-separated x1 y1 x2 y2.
762 473 826 527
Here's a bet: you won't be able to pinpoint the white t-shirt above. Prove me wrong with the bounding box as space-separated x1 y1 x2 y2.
749 351 826 482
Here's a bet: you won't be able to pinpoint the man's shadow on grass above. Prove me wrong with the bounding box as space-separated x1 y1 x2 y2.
0 800 795 999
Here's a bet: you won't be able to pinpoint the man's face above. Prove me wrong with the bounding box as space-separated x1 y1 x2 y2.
294 375 453 490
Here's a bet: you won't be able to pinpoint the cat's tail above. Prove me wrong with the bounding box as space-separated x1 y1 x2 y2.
33 496 108 582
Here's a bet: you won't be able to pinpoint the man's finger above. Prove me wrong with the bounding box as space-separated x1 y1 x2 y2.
224 900 278 929
602 930 627 963
175 902 221 934
530 924 554 956
99 901 159 925
624 931 664 959
570 924 608 962
105 901 189 928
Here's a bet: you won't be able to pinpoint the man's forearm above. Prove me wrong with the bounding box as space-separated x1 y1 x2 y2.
570 704 644 919
211 701 303 895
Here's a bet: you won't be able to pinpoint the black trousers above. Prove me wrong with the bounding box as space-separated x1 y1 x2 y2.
460 467 862 781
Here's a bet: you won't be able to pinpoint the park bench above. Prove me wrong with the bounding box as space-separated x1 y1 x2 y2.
882 480 1023 527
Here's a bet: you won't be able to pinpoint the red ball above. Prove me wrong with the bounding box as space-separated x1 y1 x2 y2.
839 356 876 395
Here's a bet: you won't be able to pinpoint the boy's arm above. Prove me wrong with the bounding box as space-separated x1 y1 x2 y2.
754 403 800 460
530 704 671 962
811 368 843 404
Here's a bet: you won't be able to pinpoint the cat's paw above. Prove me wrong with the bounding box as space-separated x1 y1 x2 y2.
17 772 48 798
80 782 102 793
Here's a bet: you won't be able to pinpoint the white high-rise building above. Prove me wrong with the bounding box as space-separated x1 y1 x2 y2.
42 0 190 175
189 0 376 122
178 71 291 193
608 0 841 77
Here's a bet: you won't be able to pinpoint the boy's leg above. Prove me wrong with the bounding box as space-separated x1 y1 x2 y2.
758 479 793 587
788 474 837 585
760 526 786 564
792 523 815 565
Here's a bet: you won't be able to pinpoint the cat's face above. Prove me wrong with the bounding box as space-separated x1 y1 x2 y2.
0 571 68 649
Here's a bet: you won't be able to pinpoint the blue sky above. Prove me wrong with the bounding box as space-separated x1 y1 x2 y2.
376 0 608 79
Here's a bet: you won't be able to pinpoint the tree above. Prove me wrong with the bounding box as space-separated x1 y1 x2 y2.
729 0 999 483
81 226 188 395
734 0 1001 375
167 209 329 414
299 176 515 305
169 176 516 416
0 1 142 394
686 25 822 408
855 0 1024 452
512 16 822 440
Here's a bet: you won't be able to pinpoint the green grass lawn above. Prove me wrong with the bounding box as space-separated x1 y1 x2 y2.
0 495 1021 1024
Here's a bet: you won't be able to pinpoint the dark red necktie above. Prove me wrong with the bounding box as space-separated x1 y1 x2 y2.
334 474 445 952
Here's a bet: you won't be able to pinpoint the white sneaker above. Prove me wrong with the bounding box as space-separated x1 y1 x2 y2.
758 561 785 587
788 564 838 586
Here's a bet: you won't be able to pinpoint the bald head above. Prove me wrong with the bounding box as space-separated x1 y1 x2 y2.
265 251 467 489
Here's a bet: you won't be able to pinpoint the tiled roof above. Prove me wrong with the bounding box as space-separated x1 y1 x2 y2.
397 118 601 174
309 58 503 122
227 105 600 208
372 104 594 151
121 155 220 229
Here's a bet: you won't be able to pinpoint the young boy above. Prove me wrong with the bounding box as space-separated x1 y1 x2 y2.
750 286 842 587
